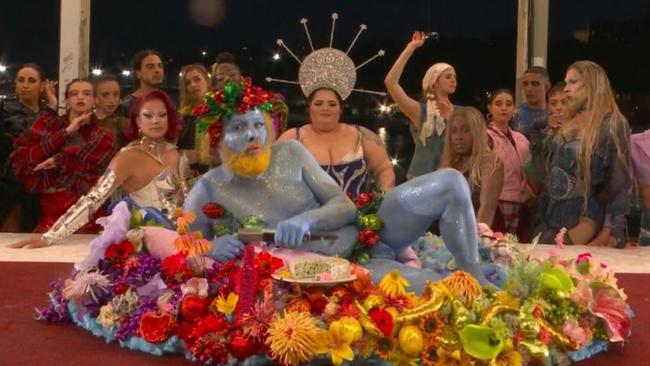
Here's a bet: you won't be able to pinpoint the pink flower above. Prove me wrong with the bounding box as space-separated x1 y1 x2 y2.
576 252 592 264
589 283 631 342
562 319 588 348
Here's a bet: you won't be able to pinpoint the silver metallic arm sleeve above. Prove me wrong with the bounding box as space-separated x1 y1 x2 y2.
41 169 118 245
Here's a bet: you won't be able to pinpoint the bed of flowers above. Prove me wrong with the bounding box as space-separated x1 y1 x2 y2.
37 204 632 366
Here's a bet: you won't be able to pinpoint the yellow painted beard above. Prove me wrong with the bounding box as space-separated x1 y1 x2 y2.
222 145 272 178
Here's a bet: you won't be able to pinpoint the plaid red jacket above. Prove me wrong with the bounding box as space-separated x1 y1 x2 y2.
10 112 117 195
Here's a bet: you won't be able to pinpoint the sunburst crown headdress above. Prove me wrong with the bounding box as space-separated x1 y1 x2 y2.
266 13 386 100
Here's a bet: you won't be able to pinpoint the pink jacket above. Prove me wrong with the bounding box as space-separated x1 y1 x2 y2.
487 124 530 203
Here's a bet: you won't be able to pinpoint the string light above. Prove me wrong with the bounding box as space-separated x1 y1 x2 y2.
0 64 7 73
273 53 280 61
121 70 131 77
391 158 399 166
91 68 103 76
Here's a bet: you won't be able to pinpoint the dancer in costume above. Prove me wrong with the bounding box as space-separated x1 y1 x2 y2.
177 63 219 173
185 79 488 293
440 106 503 227
10 78 117 234
1 63 57 232
486 89 533 241
385 30 457 178
536 61 631 247
9 90 189 248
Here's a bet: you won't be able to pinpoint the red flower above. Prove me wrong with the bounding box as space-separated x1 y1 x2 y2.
532 306 544 319
253 252 284 278
539 328 552 344
309 296 328 316
202 202 226 219
191 314 231 339
161 252 194 284
369 307 394 337
192 103 209 116
358 229 379 247
139 311 175 343
353 193 373 209
180 295 209 323
113 282 129 295
191 333 229 365
174 321 196 346
513 331 524 344
105 240 134 262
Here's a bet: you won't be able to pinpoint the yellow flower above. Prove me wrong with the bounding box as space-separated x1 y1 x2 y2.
390 350 420 366
174 234 193 253
317 321 355 366
489 347 523 366
97 304 116 329
213 292 239 315
266 311 321 366
441 271 483 305
379 269 410 298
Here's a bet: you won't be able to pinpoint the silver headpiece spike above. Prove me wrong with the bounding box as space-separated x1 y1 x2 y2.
346 24 367 54
276 39 302 64
265 77 301 86
267 14 386 100
300 18 315 52
355 49 385 70
329 13 339 48
352 88 386 96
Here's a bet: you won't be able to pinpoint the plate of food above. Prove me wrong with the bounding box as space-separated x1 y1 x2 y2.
271 255 356 286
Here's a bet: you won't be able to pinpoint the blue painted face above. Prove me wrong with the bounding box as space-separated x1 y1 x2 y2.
222 109 268 154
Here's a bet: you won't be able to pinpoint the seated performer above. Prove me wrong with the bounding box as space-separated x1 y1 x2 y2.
185 80 488 293
9 90 188 248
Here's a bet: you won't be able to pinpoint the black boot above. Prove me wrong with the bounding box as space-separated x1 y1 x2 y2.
639 209 650 246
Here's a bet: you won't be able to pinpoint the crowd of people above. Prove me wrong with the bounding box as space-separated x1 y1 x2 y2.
0 29 645 253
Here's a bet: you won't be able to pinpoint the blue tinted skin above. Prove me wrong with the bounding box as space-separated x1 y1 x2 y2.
185 111 488 294
222 109 267 153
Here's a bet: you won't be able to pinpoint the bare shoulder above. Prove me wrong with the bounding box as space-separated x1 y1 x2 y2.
358 125 385 146
277 127 298 141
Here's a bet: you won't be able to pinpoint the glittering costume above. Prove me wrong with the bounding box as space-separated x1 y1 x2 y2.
536 114 631 247
296 125 370 196
10 112 117 233
39 140 188 245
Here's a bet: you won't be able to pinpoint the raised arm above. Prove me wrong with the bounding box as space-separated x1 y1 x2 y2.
384 31 425 129
359 126 395 191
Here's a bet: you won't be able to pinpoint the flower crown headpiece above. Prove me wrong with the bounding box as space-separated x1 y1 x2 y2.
192 77 275 149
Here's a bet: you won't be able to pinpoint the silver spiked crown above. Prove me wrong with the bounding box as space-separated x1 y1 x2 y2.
266 13 386 100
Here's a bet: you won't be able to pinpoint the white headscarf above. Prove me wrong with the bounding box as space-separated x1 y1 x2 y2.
419 62 453 145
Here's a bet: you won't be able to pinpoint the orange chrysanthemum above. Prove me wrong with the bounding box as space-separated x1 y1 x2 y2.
176 211 196 234
419 312 444 348
266 311 321 366
440 271 483 305
376 336 398 361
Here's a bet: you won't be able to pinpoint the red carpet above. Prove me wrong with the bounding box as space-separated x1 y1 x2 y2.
0 262 648 365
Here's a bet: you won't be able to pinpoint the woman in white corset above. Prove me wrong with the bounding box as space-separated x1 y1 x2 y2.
9 90 189 248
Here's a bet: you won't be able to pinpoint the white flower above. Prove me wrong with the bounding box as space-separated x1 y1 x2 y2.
126 229 145 252
63 269 111 301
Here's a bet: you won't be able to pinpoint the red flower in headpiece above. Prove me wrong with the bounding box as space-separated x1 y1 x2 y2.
192 103 209 116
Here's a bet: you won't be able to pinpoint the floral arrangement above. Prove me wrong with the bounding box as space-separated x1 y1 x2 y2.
38 208 632 366
349 191 384 264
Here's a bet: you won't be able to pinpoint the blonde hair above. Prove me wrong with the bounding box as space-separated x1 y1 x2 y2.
441 106 499 190
178 63 211 114
567 61 629 208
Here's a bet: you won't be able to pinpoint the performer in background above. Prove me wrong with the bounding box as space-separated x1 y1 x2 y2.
536 61 631 248
385 30 457 179
0 63 57 232
10 78 116 234
9 90 188 248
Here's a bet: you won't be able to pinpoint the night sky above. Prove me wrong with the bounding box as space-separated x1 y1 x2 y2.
1 0 650 120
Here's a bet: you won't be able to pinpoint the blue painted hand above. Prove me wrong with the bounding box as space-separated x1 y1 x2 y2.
210 234 244 262
275 214 312 247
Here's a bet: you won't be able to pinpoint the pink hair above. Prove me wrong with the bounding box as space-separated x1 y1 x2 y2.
125 90 181 142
